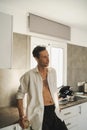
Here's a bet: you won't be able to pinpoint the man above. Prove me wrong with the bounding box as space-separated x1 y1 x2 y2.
16 46 68 130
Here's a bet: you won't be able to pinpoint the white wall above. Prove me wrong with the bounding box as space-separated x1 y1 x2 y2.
0 6 87 46
12 12 87 47
70 27 87 47
14 13 87 47
13 13 29 34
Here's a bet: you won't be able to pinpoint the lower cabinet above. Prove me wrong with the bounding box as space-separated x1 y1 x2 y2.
17 124 22 130
61 102 87 130
0 124 18 130
78 102 87 130
61 105 79 130
0 124 24 130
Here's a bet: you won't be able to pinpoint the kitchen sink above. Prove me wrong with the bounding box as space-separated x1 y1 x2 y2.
67 95 87 102
59 95 87 105
74 95 87 101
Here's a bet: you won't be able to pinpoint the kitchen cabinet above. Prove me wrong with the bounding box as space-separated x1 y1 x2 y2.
0 124 23 130
78 102 87 130
0 12 13 68
61 105 79 130
12 33 29 69
61 101 87 130
0 124 18 130
17 124 22 130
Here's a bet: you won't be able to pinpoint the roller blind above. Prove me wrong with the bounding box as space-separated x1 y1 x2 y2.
29 13 70 40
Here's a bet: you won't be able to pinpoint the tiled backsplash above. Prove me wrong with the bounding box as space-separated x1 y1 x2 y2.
67 44 87 91
0 69 26 107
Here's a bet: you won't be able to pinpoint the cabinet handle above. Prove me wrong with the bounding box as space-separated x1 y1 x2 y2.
79 106 81 114
64 112 71 115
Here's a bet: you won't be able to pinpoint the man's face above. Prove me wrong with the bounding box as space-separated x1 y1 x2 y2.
37 50 49 67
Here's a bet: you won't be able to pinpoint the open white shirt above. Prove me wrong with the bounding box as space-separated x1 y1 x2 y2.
16 66 62 130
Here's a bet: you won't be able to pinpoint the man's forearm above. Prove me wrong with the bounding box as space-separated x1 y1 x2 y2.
17 99 25 118
17 99 30 129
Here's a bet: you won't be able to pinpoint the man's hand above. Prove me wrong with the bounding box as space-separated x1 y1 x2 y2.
19 116 30 129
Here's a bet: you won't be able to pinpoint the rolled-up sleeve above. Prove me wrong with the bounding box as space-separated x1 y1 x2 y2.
16 72 29 99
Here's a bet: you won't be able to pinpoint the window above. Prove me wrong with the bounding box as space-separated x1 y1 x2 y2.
51 47 63 87
30 36 67 88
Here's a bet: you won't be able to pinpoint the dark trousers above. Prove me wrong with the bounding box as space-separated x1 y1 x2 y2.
42 105 68 130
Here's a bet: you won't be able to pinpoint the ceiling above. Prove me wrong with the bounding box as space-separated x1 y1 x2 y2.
0 0 87 31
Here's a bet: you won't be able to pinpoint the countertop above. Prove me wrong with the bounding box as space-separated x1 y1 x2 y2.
0 107 19 128
1 96 87 128
60 95 87 109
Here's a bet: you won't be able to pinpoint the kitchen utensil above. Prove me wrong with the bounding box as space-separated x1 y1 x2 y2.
59 86 73 98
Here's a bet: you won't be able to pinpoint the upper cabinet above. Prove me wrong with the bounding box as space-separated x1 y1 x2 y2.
12 33 29 69
0 12 13 68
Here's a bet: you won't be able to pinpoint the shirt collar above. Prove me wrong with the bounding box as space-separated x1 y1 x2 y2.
33 66 51 73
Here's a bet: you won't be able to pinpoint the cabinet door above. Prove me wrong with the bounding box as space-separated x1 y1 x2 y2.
0 126 10 130
0 124 17 130
0 12 13 68
61 105 79 130
78 102 87 130
12 33 29 69
17 124 22 130
61 105 78 120
65 116 78 129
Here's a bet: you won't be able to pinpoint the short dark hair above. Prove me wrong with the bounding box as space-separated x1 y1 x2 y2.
32 46 46 58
